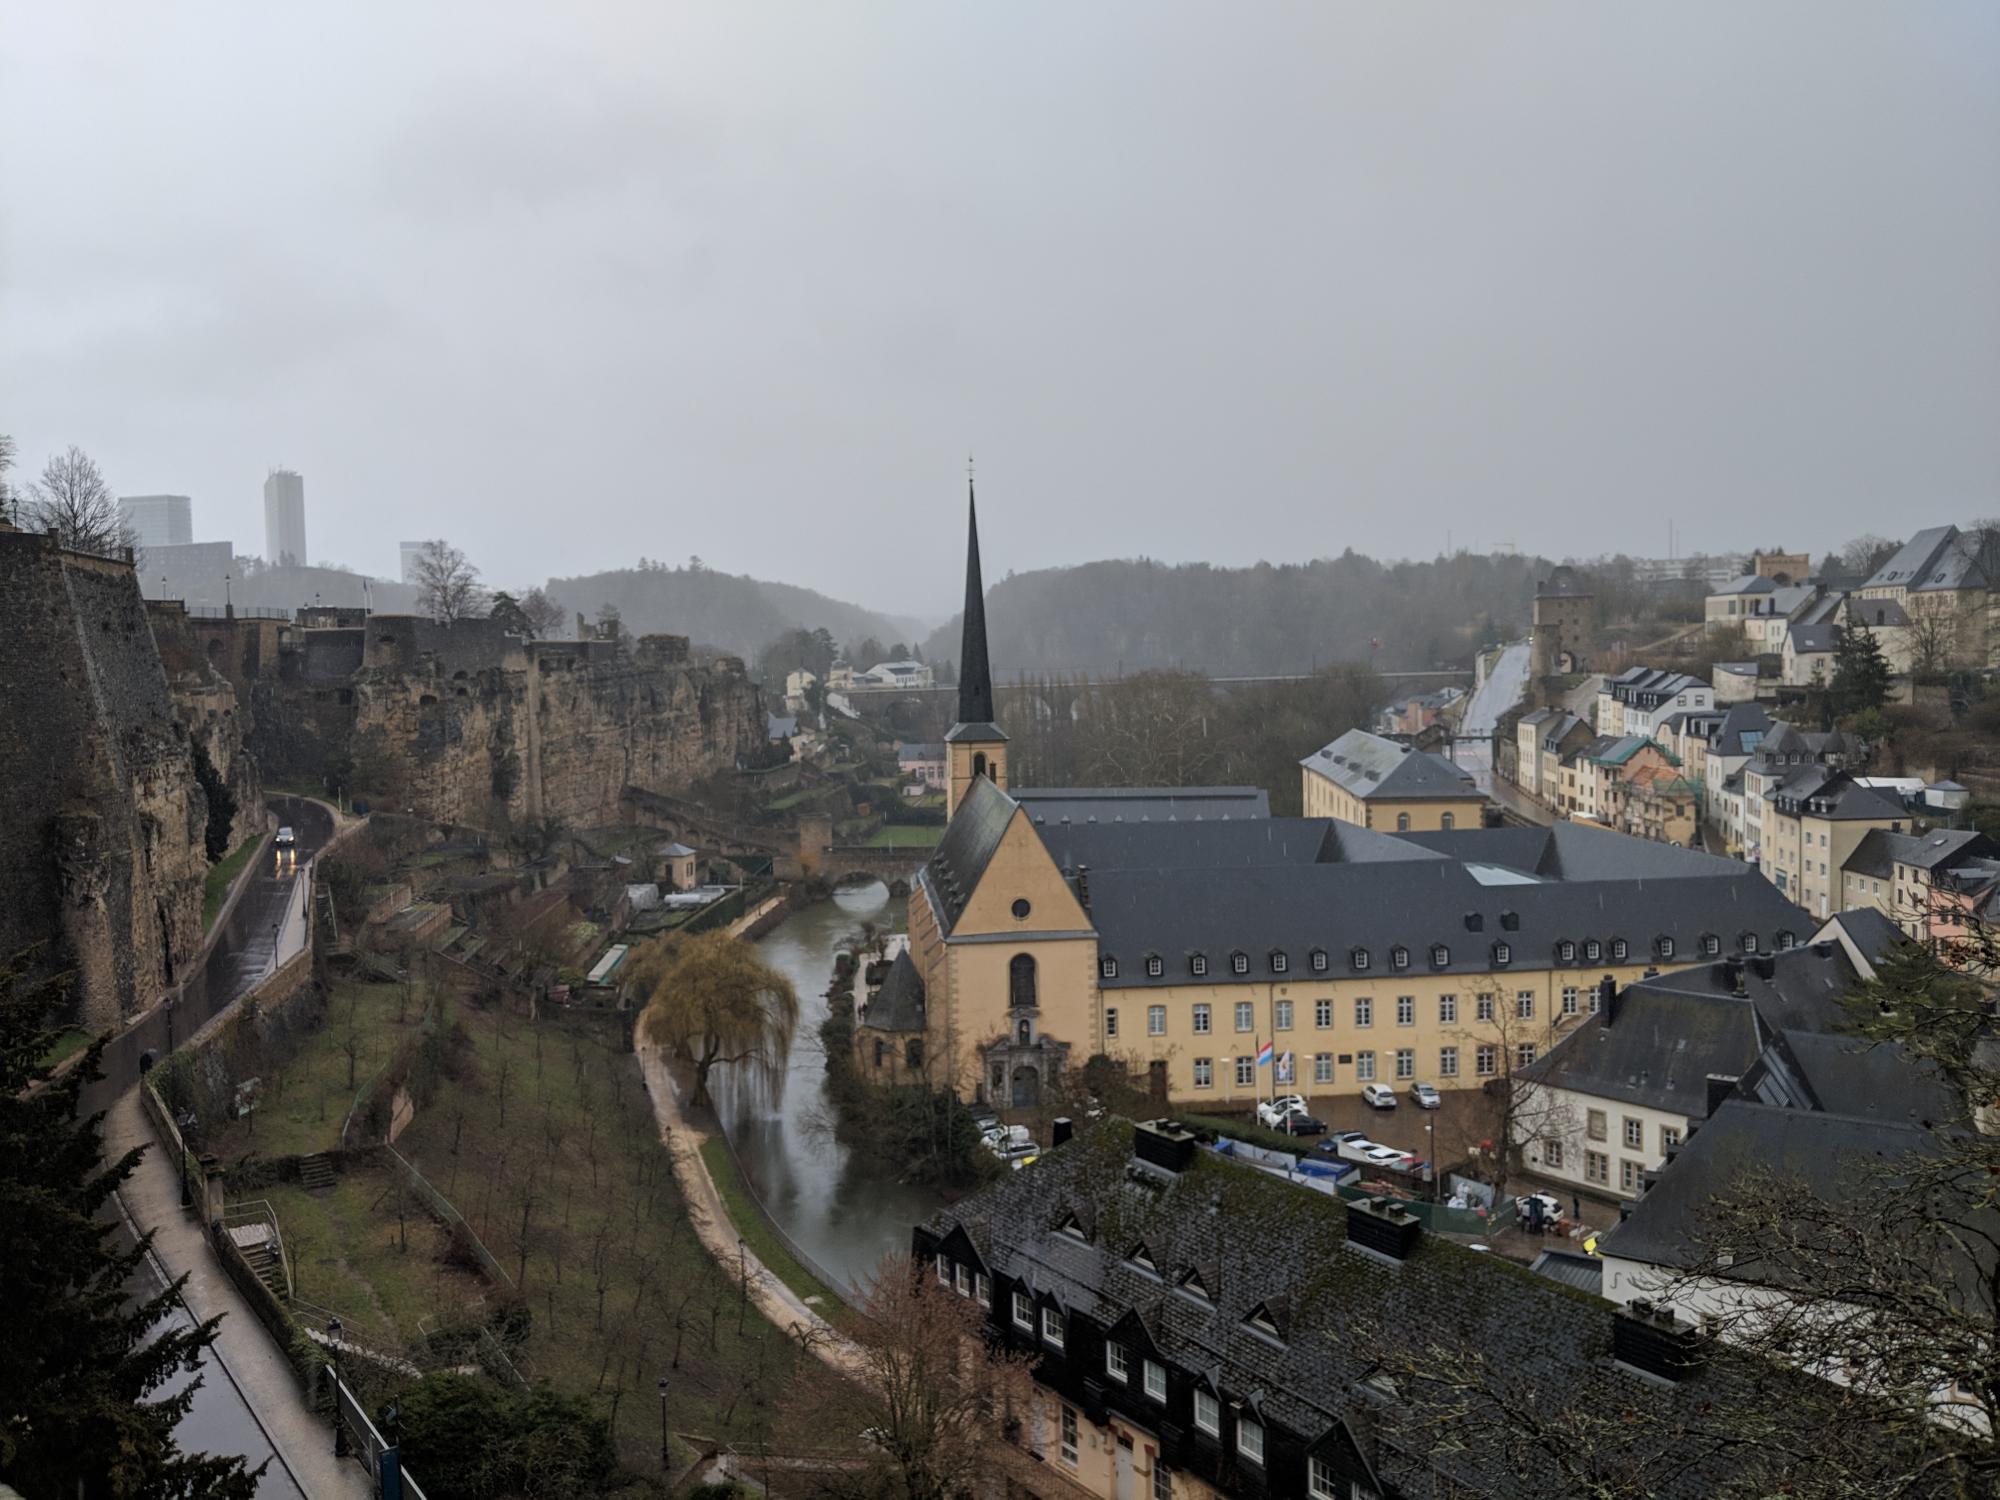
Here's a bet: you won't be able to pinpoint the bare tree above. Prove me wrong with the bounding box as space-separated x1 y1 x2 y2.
412 538 488 623
1905 598 1964 680
0 431 16 520
825 1253 1037 1500
25 445 132 557
519 586 567 638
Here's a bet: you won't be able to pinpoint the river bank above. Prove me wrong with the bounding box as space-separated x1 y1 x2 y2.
705 881 945 1297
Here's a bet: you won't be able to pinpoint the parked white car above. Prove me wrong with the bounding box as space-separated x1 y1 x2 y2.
1360 1082 1398 1110
1256 1095 1310 1127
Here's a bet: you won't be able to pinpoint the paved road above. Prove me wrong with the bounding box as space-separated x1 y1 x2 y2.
82 795 333 1120
1460 641 1531 740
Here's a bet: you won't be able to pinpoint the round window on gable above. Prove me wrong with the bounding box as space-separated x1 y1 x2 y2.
1012 898 1032 921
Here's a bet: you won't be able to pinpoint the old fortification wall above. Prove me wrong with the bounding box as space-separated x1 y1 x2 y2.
248 617 764 827
0 534 214 1027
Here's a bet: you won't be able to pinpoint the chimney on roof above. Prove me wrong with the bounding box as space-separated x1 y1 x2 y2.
1132 1120 1196 1177
1752 954 1776 980
1051 1116 1074 1148
1075 864 1091 911
1612 1301 1709 1382
1599 975 1621 1026
1345 1196 1421 1262
1464 912 1484 932
1704 1074 1739 1118
1722 959 1746 998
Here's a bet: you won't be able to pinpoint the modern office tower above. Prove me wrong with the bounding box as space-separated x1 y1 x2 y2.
117 494 193 549
263 469 307 566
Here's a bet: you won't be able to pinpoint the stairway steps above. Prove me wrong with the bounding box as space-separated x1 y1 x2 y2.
298 1155 336 1193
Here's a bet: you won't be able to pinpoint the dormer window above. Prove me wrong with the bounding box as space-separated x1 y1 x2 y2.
1493 942 1512 966
1610 938 1628 962
1309 948 1328 973
1270 950 1288 974
1584 939 1601 962
1230 951 1249 975
1430 944 1450 968
1701 934 1720 957
1557 940 1576 963
1740 932 1757 953
1657 936 1676 960
1245 1302 1284 1340
1128 1241 1156 1272
1351 947 1371 972
1101 957 1118 980
1190 953 1208 977
1178 1267 1211 1301
1777 930 1796 950
1057 1212 1088 1241
1390 945 1409 970
1146 954 1163 978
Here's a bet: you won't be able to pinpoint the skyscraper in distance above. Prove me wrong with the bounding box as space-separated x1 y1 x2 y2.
263 469 307 566
117 494 192 549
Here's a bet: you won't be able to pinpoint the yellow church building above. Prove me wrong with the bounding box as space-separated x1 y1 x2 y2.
860 496 1812 1113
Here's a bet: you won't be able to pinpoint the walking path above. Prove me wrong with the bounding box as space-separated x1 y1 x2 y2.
634 1044 868 1382
106 1089 372 1498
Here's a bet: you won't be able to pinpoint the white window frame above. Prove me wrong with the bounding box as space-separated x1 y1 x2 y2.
1106 1008 1118 1039
1191 953 1208 976
1561 986 1579 1016
1395 994 1414 1026
1144 1358 1167 1402
1192 1004 1211 1034
1148 1004 1166 1036
1060 1403 1079 1467
1013 1290 1034 1330
975 1272 991 1307
1237 1415 1264 1466
1235 1055 1254 1087
1275 999 1294 1031
1355 1050 1376 1081
1516 991 1535 1020
1234 1001 1254 1033
1355 997 1372 1027
1231 951 1249 975
1193 1058 1213 1089
1476 993 1495 1022
955 1263 970 1296
1438 1045 1458 1077
1042 1305 1065 1349
1439 994 1458 1023
1147 954 1164 977
936 1252 950 1285
1193 1388 1220 1436
1313 1052 1333 1084
1394 1048 1415 1080
1308 1455 1339 1500
1476 1045 1497 1077
1315 998 1333 1028
1106 1342 1129 1382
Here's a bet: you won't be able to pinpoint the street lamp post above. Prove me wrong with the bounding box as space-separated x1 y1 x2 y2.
657 1375 670 1471
327 1316 348 1457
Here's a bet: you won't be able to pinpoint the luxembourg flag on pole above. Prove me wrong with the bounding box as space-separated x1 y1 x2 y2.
1256 1039 1274 1068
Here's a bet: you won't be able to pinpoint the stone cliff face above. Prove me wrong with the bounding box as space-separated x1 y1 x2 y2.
255 619 765 827
0 534 231 1028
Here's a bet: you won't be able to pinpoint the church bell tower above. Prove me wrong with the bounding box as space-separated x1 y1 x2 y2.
945 474 1007 819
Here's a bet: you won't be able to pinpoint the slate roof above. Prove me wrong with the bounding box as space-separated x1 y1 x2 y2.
1863 524 1991 594
1786 621 1840 655
919 775 1017 933
924 1123 1775 1500
1530 1249 1606 1296
1768 768 1907 822
1396 820 1744 881
1301 728 1479 802
897 742 945 763
1842 828 1995 881
1706 701 1773 757
1847 596 1910 628
1740 1029 1958 1126
1599 1098 1954 1280
1712 574 1778 596
1091 859 1807 990
1520 987 1763 1116
1012 785 1270 825
766 713 799 739
1711 660 1760 679
858 950 926 1033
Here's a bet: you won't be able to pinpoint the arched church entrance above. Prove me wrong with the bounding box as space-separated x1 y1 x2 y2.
1011 1065 1041 1109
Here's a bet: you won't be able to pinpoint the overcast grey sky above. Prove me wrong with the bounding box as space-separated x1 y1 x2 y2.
4 3 1996 615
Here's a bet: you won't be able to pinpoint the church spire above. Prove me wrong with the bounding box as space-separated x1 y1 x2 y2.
956 468 995 726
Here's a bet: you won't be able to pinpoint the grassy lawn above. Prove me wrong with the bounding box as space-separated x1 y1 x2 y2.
268 995 861 1467
209 979 427 1161
39 1028 95 1072
698 1138 851 1320
863 824 943 849
202 835 265 933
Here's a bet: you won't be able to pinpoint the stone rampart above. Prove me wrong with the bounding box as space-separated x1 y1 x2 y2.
0 531 212 1027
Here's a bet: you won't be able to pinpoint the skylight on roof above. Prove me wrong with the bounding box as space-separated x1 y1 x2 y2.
1465 863 1542 886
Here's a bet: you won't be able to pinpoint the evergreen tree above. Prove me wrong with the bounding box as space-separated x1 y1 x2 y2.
1830 622 1891 719
0 959 262 1499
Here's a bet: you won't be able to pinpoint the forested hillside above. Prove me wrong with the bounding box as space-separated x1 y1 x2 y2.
543 561 924 659
920 550 1553 676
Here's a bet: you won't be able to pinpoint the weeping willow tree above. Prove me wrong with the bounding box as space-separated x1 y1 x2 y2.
627 930 800 1109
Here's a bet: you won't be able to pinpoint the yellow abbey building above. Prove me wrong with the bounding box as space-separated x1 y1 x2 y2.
862 498 1812 1112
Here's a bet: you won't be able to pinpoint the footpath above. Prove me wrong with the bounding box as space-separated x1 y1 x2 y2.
634 1043 869 1382
105 1090 373 1498
108 793 373 1498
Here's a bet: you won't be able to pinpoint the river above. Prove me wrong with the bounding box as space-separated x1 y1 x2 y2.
706 881 946 1296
